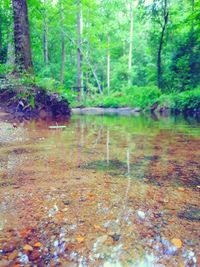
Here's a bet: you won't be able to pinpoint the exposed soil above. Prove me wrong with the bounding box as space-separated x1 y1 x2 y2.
0 77 71 120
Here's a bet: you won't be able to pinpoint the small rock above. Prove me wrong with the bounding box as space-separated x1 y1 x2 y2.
29 250 41 261
137 210 145 220
2 242 16 253
111 234 121 242
63 200 71 206
18 253 29 264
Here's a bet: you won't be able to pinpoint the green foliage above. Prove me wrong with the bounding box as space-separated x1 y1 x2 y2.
157 87 200 112
0 0 199 113
75 86 161 109
125 86 161 108
173 88 200 111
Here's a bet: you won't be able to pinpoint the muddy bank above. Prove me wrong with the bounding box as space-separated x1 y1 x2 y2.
0 77 71 120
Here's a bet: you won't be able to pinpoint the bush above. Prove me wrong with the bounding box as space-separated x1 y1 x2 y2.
157 87 200 113
125 86 161 108
173 87 200 111
73 86 162 109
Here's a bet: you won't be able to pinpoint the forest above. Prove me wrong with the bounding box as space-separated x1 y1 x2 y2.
0 1 200 266
0 0 200 114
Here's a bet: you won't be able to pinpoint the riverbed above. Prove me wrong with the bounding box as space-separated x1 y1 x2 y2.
0 113 199 266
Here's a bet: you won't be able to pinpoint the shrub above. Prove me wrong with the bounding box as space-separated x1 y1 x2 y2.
125 86 162 109
173 87 200 111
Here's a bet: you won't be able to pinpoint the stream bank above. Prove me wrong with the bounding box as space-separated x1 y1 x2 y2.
0 76 71 120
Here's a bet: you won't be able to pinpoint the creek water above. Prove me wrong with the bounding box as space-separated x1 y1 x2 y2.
0 113 199 266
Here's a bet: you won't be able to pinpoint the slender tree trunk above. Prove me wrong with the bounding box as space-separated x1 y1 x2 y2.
0 11 2 52
77 0 82 101
43 1 48 67
107 33 110 94
128 0 134 86
43 24 48 66
63 31 102 94
6 30 15 66
12 0 33 71
59 0 65 84
157 0 168 89
189 0 195 86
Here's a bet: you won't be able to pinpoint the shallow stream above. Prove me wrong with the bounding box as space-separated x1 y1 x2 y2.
0 113 199 266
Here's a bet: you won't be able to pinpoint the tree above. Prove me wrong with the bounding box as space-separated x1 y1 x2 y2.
77 0 83 101
128 0 134 86
12 0 33 71
59 0 65 84
154 0 169 89
43 0 49 67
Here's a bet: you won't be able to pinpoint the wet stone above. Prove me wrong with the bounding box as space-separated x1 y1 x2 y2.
63 200 71 206
29 250 41 261
1 242 17 253
178 206 200 221
111 234 121 242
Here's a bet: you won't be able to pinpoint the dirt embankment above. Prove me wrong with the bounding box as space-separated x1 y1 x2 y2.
0 77 71 120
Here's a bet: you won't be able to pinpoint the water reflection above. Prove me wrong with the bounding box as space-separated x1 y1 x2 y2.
0 114 199 266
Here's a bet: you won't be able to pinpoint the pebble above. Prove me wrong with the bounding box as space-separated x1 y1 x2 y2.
29 250 41 261
111 234 121 242
137 210 145 220
1 242 16 253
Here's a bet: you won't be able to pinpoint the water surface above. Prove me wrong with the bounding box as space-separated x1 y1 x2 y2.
0 113 199 266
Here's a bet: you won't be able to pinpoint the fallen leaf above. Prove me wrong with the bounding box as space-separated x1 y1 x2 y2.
19 229 31 238
23 244 33 252
171 238 182 249
33 242 43 248
88 192 95 199
76 236 85 243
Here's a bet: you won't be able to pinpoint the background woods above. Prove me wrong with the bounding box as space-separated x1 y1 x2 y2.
0 0 200 110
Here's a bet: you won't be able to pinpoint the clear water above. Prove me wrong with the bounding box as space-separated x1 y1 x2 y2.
0 113 199 266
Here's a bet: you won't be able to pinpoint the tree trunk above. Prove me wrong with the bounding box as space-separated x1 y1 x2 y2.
107 33 110 94
63 30 102 94
59 0 65 84
157 0 168 89
0 11 2 52
128 0 134 86
6 28 15 67
43 24 48 66
77 0 82 101
43 1 48 67
12 0 33 71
